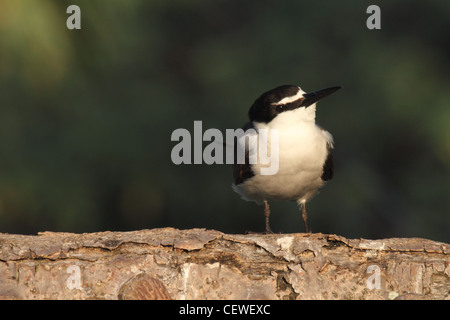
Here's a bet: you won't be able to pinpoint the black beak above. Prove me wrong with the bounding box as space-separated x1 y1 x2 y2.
301 86 342 107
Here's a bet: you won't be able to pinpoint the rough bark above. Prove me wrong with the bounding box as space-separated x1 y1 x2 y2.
0 228 448 300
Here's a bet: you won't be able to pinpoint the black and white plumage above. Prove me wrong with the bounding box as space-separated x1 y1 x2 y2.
232 84 341 233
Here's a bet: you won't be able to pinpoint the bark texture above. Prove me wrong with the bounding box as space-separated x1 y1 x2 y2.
0 228 449 300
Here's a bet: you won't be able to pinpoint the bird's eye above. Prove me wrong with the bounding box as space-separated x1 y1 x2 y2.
276 105 285 112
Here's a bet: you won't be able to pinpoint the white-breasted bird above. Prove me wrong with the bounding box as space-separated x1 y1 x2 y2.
232 84 341 233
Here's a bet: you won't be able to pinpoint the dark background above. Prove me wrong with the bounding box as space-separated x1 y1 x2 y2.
0 0 449 242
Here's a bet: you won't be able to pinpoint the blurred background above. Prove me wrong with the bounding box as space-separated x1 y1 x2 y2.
0 0 449 242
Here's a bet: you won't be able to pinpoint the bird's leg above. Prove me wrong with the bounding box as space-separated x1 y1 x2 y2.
301 203 310 233
264 200 273 234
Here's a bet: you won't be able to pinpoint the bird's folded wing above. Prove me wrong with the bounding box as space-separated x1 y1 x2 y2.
233 121 255 185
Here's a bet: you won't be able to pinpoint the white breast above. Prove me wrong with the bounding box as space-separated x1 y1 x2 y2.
233 105 333 204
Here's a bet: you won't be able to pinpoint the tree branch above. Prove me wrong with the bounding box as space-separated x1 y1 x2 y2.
0 228 448 300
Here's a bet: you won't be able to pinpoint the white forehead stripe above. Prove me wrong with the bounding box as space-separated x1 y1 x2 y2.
272 87 305 105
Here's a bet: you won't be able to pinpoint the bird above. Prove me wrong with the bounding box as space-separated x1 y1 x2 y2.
232 84 341 233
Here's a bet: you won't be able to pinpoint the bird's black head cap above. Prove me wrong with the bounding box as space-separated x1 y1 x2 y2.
248 85 302 123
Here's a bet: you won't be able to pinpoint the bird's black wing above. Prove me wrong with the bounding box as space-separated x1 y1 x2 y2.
321 143 334 181
233 121 255 185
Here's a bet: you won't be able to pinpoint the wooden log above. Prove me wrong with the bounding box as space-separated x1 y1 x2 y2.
0 228 448 300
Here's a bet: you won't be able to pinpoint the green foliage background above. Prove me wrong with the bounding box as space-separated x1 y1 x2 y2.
0 0 449 242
